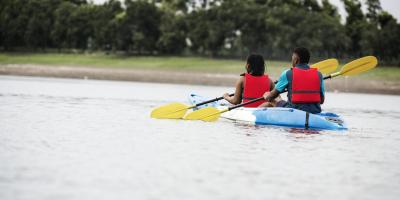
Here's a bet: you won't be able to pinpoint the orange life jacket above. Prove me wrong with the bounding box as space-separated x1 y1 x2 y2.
291 67 321 103
242 73 270 108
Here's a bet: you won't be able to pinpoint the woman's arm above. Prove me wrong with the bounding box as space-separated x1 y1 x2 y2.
223 77 244 105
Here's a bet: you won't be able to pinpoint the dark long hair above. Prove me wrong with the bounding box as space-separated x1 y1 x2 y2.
246 54 265 76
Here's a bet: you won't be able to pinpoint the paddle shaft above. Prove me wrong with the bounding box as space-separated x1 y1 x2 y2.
228 97 265 111
195 93 234 107
323 72 341 79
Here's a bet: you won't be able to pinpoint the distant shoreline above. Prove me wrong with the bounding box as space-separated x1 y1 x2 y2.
1 64 399 95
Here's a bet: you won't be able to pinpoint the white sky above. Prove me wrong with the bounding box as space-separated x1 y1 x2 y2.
91 0 400 21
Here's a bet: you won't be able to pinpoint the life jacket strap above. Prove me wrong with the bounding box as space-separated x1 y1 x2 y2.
242 97 259 100
292 90 320 94
305 112 310 129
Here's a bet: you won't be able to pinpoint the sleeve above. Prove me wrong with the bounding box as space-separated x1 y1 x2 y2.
275 69 290 93
319 72 325 96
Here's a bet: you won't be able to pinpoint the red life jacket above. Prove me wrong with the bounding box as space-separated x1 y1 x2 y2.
242 73 270 108
291 67 321 103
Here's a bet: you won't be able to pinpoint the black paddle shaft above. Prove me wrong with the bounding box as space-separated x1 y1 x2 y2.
229 97 265 110
195 93 234 107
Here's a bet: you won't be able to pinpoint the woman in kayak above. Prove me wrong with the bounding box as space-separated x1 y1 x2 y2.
223 54 276 107
262 47 325 114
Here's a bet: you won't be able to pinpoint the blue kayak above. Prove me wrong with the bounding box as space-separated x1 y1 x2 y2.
189 94 347 131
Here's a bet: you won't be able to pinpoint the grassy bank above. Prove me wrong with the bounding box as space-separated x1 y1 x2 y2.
1 53 399 80
0 53 289 78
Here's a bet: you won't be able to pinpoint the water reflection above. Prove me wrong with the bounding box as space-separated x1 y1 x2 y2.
288 128 321 135
230 120 323 137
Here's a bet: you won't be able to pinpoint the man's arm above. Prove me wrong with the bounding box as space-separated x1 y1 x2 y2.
263 70 289 102
263 89 280 102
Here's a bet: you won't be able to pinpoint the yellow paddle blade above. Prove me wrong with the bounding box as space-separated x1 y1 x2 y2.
339 56 378 76
184 107 227 122
150 103 191 119
311 58 339 75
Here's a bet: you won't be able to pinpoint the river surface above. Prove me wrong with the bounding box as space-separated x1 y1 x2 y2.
1 75 400 200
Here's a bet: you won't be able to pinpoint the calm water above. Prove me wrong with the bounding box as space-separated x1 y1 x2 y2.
1 75 399 200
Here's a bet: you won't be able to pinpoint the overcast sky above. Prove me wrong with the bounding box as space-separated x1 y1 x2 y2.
91 0 400 21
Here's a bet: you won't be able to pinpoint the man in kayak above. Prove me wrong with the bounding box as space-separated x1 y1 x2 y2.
261 47 324 114
223 54 276 107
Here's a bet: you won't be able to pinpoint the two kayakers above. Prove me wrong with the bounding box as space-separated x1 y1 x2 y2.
223 54 276 107
262 47 325 114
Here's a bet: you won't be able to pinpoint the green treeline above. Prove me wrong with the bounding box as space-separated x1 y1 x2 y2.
0 0 399 65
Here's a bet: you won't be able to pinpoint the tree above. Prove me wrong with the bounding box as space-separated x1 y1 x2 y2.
92 0 122 51
366 0 382 23
186 3 236 57
0 0 6 48
157 0 188 14
0 0 399 64
120 0 161 54
24 0 62 50
0 0 30 50
185 10 211 55
374 12 400 64
321 0 339 18
157 13 187 54
360 0 382 57
67 0 87 5
69 4 94 50
342 0 366 56
238 4 278 55
52 2 76 49
52 2 94 50
302 0 322 12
